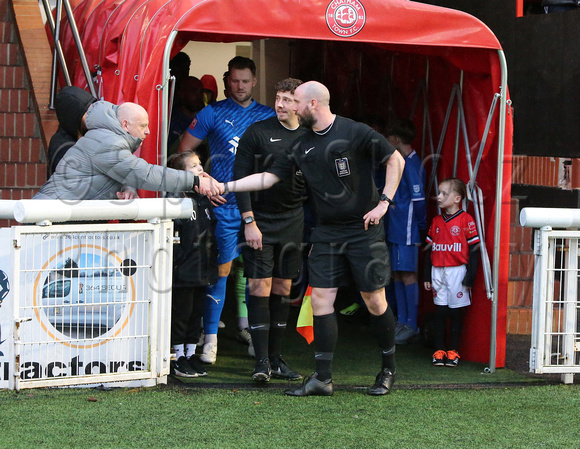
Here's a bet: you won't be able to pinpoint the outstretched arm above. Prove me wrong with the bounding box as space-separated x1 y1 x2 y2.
224 172 280 193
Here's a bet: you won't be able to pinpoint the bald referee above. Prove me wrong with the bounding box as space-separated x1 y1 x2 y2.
224 81 404 396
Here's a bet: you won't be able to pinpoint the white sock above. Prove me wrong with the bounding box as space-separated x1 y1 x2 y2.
205 334 218 345
185 344 197 357
174 344 185 359
238 316 249 331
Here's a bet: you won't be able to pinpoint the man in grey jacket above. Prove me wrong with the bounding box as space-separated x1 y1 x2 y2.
35 102 221 200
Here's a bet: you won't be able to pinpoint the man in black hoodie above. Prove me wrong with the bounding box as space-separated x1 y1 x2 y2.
47 86 97 176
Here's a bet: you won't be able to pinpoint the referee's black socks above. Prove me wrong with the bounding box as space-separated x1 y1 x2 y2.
247 295 270 361
313 313 338 381
268 293 290 362
370 307 397 373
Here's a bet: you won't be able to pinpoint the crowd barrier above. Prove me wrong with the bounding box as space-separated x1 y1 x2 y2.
0 199 192 390
521 207 580 384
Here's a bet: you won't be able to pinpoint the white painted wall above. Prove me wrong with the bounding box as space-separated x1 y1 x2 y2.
180 41 252 102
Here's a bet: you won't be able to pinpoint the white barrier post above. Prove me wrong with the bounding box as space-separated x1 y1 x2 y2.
520 207 580 228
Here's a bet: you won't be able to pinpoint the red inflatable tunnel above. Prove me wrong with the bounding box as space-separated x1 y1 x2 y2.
55 0 512 368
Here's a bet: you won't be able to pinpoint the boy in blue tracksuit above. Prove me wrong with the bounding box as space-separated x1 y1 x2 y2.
385 119 427 344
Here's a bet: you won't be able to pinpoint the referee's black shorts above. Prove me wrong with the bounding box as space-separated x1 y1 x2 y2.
242 241 303 279
308 236 391 292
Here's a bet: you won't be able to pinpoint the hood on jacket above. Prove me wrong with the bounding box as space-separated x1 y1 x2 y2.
85 100 143 152
54 86 97 138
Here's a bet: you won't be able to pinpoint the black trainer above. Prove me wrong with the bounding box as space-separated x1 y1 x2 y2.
252 358 271 382
368 369 395 396
271 357 303 381
187 355 207 377
170 356 198 378
285 372 333 396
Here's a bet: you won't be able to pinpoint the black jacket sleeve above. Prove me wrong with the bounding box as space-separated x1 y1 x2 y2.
462 243 480 288
423 245 433 283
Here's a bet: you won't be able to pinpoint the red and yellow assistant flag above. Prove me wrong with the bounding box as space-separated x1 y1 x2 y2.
296 286 314 344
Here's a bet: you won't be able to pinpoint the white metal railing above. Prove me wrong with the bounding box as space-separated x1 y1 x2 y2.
521 207 580 384
0 199 192 390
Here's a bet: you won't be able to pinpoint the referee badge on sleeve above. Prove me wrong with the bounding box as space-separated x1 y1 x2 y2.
335 157 350 177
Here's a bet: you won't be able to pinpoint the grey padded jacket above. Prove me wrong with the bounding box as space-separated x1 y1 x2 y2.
35 101 196 200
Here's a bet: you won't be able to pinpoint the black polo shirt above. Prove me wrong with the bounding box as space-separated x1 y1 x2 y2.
234 116 306 215
269 115 396 243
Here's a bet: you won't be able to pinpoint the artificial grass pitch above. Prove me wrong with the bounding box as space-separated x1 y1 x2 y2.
178 296 540 389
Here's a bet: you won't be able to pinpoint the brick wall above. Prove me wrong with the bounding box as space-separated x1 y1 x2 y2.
508 154 580 334
512 155 560 187
507 197 534 334
0 0 51 227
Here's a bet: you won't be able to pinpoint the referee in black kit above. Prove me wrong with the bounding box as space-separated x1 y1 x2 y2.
224 81 405 396
233 78 306 382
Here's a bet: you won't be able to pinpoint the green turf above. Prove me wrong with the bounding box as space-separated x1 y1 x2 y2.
0 293 572 449
0 385 577 448
182 302 539 388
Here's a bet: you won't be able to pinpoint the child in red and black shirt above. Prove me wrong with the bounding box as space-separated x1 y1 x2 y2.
424 178 479 368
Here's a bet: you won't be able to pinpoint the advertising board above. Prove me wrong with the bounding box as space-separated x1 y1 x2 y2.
0 224 170 389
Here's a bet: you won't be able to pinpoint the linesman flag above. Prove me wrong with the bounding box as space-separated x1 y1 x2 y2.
296 286 314 344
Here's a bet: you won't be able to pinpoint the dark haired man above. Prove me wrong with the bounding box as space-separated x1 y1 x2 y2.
178 56 275 364
234 78 306 382
169 51 191 84
168 76 205 153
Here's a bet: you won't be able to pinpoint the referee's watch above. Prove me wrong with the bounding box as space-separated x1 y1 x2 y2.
244 216 255 225
379 194 394 206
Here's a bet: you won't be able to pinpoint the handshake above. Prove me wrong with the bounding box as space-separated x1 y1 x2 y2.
194 171 277 198
195 173 226 197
